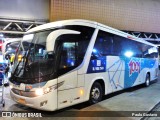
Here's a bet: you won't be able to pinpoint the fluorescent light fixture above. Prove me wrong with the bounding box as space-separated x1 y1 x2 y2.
93 49 97 53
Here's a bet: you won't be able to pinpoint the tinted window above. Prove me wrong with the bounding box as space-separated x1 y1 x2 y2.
92 30 113 57
56 26 94 76
113 36 143 57
93 30 157 58
93 30 143 58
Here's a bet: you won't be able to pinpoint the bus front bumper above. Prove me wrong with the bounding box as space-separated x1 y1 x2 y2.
10 89 57 111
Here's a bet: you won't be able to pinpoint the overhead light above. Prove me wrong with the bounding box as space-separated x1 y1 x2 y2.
0 33 4 37
93 49 97 53
124 51 133 58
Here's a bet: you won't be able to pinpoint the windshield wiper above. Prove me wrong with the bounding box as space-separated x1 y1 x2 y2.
11 59 22 77
12 38 35 77
12 49 29 77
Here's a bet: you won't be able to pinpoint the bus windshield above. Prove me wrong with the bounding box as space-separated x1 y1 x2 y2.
12 30 55 82
10 25 94 84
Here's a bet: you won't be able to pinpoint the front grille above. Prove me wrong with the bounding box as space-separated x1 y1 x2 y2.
12 88 37 97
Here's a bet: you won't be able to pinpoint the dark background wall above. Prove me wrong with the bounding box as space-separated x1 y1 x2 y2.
50 0 160 33
1 0 160 33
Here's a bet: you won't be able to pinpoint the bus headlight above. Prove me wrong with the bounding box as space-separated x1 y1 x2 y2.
35 85 56 96
35 88 44 96
35 87 52 96
10 84 13 89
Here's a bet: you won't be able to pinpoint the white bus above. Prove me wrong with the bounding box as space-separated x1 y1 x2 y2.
9 20 159 111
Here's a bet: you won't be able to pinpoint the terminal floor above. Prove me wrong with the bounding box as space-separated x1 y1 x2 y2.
1 75 160 120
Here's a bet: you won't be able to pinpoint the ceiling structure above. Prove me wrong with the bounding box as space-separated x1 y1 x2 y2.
0 0 49 38
0 18 46 38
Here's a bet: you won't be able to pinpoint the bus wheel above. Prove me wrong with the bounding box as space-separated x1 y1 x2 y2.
145 74 150 87
89 82 102 104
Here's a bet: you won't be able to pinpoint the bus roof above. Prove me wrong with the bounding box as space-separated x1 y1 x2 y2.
26 19 157 47
26 19 98 33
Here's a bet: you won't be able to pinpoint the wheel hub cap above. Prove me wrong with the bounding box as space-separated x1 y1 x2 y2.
92 88 100 100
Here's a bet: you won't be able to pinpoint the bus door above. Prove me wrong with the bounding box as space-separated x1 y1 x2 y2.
56 41 81 109
47 28 93 109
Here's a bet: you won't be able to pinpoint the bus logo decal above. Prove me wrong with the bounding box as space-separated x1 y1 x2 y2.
128 60 140 76
97 60 101 66
87 57 106 73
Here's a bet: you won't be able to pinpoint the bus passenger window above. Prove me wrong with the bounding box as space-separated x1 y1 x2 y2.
93 30 113 57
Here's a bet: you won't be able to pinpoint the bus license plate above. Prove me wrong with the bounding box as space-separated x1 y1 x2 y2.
18 98 26 104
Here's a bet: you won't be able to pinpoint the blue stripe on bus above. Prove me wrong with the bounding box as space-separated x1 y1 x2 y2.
87 56 157 88
124 57 156 88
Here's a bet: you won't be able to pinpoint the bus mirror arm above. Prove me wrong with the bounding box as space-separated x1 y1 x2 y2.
46 29 80 52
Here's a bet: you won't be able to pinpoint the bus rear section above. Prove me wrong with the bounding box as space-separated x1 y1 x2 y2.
84 27 158 103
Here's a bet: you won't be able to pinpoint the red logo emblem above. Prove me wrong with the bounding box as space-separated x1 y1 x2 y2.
129 60 140 76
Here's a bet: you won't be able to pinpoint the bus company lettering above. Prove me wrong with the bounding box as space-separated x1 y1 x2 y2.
128 60 140 76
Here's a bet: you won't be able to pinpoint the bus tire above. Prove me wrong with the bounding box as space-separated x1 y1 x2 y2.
145 74 150 87
89 82 102 104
